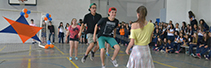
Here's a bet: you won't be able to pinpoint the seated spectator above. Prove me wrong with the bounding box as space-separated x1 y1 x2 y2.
174 33 184 54
175 23 180 32
188 33 198 57
160 38 167 53
181 21 187 32
166 39 174 53
199 19 209 31
196 33 208 58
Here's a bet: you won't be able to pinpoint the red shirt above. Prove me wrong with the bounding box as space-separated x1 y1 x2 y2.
68 25 80 39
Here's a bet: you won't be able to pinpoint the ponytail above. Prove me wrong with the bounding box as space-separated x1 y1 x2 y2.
136 6 147 29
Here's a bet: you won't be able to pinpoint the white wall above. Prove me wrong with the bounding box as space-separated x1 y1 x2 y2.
166 0 189 25
91 0 165 23
91 0 140 22
0 0 90 43
146 0 166 23
166 0 211 27
197 0 211 26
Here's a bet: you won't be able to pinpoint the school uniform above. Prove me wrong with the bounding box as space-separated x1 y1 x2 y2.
174 36 184 51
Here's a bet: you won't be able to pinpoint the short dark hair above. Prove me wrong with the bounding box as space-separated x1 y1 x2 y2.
31 19 34 21
79 19 83 22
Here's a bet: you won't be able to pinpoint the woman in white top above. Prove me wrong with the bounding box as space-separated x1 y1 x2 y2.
167 24 175 42
175 23 180 32
58 22 64 43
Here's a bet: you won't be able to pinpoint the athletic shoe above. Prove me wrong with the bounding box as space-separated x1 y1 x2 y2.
106 52 110 56
90 51 94 61
153 49 156 51
191 53 196 57
125 44 127 46
110 59 118 67
160 50 165 53
185 51 189 55
175 51 179 54
196 53 201 58
69 57 72 61
102 65 106 68
204 55 207 58
75 57 78 60
81 55 87 63
205 55 210 60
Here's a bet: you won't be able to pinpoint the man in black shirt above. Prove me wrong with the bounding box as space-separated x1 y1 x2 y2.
48 21 55 43
79 3 102 63
93 7 120 68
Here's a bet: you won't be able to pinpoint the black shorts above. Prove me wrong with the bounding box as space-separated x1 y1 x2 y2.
69 38 79 41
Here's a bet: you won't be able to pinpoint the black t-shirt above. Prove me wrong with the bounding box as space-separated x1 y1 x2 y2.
97 17 119 38
83 13 102 34
48 25 55 33
190 19 198 29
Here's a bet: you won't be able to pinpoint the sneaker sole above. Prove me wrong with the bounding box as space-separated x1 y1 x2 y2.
81 58 85 63
90 52 93 61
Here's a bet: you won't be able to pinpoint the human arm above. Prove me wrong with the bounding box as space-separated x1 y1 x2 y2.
93 24 98 42
78 23 84 37
65 30 70 43
126 39 134 55
113 28 116 38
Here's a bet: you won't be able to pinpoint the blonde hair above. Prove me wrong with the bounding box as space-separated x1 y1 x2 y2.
136 6 147 29
193 33 198 43
71 18 77 25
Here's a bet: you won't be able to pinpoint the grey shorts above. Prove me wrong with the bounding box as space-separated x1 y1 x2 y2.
87 33 98 43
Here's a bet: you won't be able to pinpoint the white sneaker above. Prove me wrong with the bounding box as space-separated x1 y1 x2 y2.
110 59 118 67
90 51 94 61
102 65 106 68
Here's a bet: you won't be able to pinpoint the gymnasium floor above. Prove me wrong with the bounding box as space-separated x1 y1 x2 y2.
0 43 210 68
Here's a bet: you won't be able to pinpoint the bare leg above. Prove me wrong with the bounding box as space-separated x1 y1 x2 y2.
106 43 110 53
83 38 85 43
111 45 120 60
69 41 74 57
74 41 79 57
85 43 95 55
93 42 99 52
80 38 82 43
100 48 106 66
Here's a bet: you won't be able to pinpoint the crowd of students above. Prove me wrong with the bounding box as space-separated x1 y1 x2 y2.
151 18 211 60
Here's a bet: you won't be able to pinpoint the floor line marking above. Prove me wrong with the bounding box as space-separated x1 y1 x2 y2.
29 45 31 56
1 54 128 61
109 48 124 53
27 59 31 68
0 46 6 52
0 52 127 58
153 61 177 68
66 57 79 68
54 46 65 55
28 45 32 68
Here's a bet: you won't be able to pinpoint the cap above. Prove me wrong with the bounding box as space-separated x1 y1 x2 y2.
88 3 97 11
108 7 117 12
